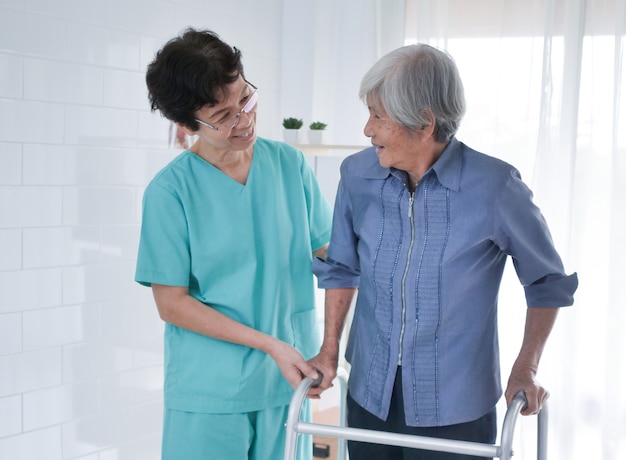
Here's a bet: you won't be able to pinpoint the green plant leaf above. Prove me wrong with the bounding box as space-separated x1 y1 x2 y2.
309 121 327 130
282 117 303 129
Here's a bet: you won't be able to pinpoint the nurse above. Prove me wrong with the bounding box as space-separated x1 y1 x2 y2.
135 28 331 460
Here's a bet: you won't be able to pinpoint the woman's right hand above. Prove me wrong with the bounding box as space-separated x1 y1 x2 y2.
305 344 339 398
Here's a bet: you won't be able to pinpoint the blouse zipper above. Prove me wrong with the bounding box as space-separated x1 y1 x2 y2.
398 190 415 365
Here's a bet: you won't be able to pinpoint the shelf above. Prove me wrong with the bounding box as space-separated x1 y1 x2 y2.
293 144 369 156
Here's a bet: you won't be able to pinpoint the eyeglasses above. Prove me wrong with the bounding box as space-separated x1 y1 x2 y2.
195 81 258 133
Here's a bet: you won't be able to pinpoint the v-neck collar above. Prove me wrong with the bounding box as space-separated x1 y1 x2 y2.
187 146 256 188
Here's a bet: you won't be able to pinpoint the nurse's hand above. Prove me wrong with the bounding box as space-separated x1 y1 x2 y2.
267 339 319 390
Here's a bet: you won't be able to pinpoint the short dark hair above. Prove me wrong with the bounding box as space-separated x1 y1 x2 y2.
146 28 244 130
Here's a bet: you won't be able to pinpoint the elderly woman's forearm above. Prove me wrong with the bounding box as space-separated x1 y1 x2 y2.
321 288 356 348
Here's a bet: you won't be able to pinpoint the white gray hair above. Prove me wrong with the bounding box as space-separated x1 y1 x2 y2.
359 44 466 143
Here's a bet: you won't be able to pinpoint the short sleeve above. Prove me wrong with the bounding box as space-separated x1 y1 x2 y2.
298 152 332 251
135 181 191 287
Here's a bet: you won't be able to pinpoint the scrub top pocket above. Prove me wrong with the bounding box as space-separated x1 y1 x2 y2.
290 308 321 360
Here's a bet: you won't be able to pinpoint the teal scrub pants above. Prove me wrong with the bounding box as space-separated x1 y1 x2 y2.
162 402 312 460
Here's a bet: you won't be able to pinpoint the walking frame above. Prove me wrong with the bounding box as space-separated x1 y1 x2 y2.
284 369 548 460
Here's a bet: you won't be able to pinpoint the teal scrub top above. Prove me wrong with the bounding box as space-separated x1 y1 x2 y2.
135 137 332 413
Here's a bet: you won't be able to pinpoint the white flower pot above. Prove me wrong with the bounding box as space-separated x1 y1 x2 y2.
308 130 325 145
283 129 301 144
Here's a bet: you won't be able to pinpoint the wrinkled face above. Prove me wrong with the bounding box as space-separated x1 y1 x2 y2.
193 76 258 149
363 95 421 172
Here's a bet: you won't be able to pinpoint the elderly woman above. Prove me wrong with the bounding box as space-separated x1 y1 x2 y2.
135 28 331 460
309 44 578 459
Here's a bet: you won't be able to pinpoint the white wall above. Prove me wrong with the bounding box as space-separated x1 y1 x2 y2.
0 1 299 459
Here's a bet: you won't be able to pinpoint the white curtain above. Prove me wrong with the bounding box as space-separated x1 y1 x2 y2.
280 0 408 147
402 0 625 458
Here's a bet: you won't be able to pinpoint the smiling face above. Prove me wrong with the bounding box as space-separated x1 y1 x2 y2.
191 76 258 152
363 95 423 172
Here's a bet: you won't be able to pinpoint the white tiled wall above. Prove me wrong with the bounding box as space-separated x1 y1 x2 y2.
0 1 329 459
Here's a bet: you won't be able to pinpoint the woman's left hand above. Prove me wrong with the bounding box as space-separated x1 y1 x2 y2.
505 364 549 415
267 339 320 389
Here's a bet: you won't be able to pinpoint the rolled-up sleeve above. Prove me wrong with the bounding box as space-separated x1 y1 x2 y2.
312 256 360 288
495 169 578 307
312 167 361 289
524 273 578 307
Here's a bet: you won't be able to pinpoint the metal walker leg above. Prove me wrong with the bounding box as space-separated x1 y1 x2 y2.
285 370 548 460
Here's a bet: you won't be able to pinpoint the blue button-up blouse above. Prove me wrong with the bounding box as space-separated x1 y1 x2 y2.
313 138 578 427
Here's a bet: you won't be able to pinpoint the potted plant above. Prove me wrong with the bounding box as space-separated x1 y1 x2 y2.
308 121 327 144
282 117 303 144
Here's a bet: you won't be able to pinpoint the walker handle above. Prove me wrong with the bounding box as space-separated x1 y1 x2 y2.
311 368 323 388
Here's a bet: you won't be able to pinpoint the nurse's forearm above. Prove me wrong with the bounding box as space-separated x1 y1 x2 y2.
152 284 280 352
312 243 328 260
152 284 320 386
